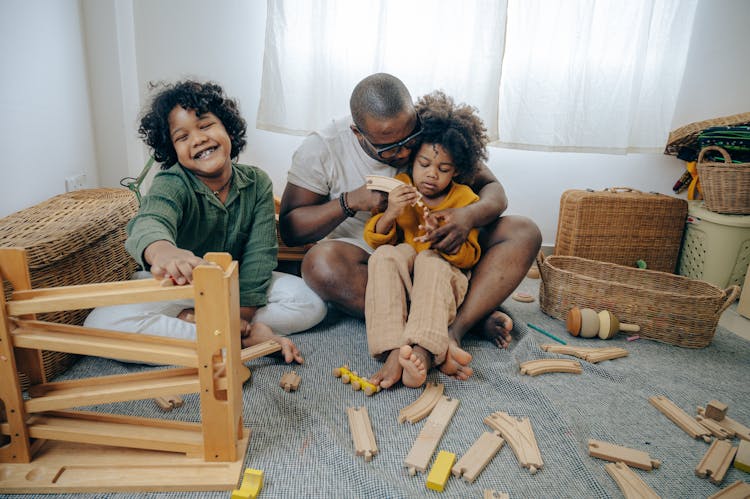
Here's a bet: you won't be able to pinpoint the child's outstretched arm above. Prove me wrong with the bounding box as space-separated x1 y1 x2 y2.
144 240 209 285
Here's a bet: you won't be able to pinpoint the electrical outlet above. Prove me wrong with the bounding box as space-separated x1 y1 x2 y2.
65 173 87 192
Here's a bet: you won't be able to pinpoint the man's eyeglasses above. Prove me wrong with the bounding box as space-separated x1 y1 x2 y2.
357 116 422 160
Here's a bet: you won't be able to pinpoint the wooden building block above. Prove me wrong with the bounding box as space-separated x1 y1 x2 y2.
404 396 459 475
698 407 750 442
706 400 729 421
452 431 505 483
279 370 301 392
398 382 444 424
649 396 712 442
154 395 183 412
709 480 750 499
734 439 750 473
346 406 378 462
696 439 737 485
588 439 661 471
231 468 263 499
604 462 661 499
484 411 543 474
426 450 456 492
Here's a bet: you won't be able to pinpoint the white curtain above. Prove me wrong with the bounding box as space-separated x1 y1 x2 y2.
497 0 697 153
257 0 507 137
258 0 697 153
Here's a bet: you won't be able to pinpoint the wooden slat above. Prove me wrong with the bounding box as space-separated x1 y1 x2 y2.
8 278 194 315
11 321 198 367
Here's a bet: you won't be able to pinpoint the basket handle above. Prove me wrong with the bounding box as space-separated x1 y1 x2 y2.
717 285 741 315
697 146 732 165
605 187 641 194
535 250 546 284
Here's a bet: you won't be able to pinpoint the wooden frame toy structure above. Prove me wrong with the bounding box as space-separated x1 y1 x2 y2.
0 248 250 493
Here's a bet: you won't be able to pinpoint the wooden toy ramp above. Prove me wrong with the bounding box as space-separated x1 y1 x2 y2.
0 248 249 493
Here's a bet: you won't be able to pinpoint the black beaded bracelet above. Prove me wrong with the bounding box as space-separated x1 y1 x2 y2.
339 192 356 217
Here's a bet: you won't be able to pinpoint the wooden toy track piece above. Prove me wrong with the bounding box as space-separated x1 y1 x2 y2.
231 468 263 499
333 365 380 396
365 175 426 209
696 415 734 439
519 358 582 376
404 396 460 475
346 406 378 462
483 411 543 474
398 382 444 424
705 400 729 421
698 406 750 441
708 480 750 499
512 291 535 303
154 395 184 412
452 431 505 483
279 370 301 392
604 462 661 499
695 439 738 485
483 491 510 499
735 439 750 473
649 396 712 442
540 344 629 363
240 340 282 362
588 439 661 471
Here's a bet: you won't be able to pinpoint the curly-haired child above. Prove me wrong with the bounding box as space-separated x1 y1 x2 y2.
85 80 326 363
363 90 489 388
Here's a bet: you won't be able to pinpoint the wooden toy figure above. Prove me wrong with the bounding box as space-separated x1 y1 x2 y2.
566 307 640 339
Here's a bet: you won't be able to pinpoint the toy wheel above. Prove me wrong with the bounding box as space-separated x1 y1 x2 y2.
364 386 375 396
352 380 361 391
342 374 351 384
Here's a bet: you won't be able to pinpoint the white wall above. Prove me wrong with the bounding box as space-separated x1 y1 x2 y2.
4 0 750 247
0 0 99 216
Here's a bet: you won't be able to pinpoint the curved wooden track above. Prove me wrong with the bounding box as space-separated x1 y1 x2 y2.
483 411 543 474
398 382 444 423
604 462 660 499
519 358 582 376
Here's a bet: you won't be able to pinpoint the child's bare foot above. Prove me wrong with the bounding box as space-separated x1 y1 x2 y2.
399 345 430 388
480 310 513 349
369 349 402 389
240 321 303 364
437 340 473 380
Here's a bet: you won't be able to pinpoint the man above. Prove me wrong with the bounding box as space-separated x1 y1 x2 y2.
279 73 541 387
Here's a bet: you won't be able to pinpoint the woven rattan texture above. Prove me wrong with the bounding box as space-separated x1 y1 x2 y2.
697 146 750 214
665 111 750 156
554 188 687 273
0 188 139 389
538 253 739 348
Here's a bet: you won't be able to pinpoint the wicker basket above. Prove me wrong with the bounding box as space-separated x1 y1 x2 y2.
696 146 750 214
537 252 739 348
0 188 139 389
665 111 750 156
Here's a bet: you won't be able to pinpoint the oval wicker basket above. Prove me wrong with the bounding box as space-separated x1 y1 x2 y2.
537 252 739 348
697 146 750 214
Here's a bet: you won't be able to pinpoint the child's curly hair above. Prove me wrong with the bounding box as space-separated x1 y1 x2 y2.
139 80 247 169
414 91 488 184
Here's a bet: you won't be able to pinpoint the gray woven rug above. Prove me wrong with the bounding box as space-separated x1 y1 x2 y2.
9 277 750 498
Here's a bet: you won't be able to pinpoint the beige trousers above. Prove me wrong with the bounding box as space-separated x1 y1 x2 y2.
365 244 469 365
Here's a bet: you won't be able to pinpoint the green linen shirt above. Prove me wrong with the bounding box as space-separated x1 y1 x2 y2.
125 163 278 308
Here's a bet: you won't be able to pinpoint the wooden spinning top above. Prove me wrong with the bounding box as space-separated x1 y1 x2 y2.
567 307 640 339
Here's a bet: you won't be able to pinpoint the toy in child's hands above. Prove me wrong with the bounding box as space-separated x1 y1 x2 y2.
566 307 640 339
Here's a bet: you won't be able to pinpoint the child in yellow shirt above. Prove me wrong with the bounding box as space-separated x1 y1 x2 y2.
363 90 488 388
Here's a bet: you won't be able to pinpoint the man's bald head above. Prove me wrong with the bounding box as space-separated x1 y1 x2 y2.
350 73 414 132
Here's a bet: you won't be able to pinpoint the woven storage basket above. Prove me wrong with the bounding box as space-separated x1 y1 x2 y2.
665 111 750 156
537 252 739 348
0 188 139 389
696 146 750 214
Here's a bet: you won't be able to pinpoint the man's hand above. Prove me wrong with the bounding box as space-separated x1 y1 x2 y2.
415 207 473 254
145 241 209 285
346 184 388 214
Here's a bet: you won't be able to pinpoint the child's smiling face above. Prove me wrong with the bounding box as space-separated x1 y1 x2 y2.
411 143 457 199
168 105 232 179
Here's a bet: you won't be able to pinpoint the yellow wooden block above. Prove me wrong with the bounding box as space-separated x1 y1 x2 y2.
735 439 750 473
426 450 456 492
231 468 263 499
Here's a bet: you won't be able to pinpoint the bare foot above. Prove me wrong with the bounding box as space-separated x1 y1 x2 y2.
438 340 473 380
399 345 430 388
479 310 514 349
368 349 402 389
240 321 303 364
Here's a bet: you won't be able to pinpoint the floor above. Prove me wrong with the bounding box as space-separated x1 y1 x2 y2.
719 300 750 341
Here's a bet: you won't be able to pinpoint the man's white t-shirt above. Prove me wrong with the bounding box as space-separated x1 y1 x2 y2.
287 117 397 252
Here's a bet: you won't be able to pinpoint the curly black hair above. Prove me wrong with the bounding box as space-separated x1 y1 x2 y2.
413 91 488 184
139 80 247 169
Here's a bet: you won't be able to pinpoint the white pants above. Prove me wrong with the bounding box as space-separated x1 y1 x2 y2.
84 270 327 341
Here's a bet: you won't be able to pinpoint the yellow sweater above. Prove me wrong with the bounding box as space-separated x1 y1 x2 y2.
363 173 481 270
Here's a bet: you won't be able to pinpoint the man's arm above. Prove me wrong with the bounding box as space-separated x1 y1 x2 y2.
279 183 385 246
